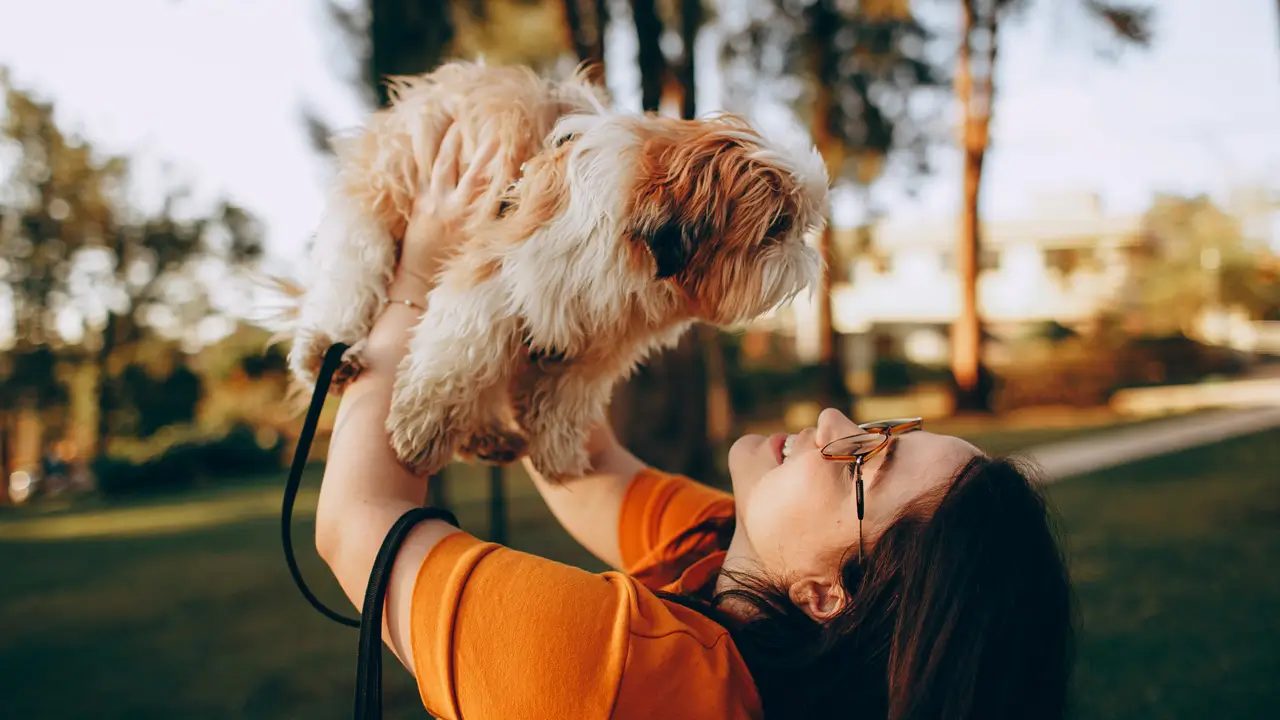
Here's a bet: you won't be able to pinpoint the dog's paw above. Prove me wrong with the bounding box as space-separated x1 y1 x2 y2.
528 431 591 484
459 424 528 465
329 340 367 391
386 402 456 477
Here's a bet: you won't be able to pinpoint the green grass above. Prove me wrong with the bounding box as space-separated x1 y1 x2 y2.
1046 429 1280 719
2 428 1277 718
0 468 601 720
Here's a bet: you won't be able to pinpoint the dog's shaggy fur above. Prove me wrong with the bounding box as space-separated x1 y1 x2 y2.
282 60 828 481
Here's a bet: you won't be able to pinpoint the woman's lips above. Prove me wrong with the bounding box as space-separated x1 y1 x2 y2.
768 433 788 464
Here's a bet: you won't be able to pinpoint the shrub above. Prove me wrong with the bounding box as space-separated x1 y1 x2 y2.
95 424 282 498
988 333 1251 412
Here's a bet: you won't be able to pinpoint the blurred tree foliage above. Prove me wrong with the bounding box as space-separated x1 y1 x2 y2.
100 355 203 439
951 0 1152 411
307 0 574 152
0 72 265 490
1127 194 1280 335
720 0 945 412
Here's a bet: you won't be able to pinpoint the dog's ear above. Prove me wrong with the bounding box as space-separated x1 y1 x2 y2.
639 217 697 279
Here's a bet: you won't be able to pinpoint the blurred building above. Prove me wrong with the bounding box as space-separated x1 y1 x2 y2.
753 192 1149 391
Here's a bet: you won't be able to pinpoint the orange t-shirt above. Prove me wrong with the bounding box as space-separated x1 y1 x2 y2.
409 468 761 719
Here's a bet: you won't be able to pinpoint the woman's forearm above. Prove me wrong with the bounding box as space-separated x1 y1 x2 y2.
314 292 466 670
521 422 645 569
315 301 425 548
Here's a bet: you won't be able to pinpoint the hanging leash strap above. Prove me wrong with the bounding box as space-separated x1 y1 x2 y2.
282 343 359 627
354 505 457 720
282 342 459 719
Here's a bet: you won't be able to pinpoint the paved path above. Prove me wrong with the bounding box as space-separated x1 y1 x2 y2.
1024 405 1280 482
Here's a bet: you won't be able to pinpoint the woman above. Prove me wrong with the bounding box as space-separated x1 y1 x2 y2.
315 122 1074 719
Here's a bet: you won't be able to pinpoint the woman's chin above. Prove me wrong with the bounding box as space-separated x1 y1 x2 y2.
727 435 767 498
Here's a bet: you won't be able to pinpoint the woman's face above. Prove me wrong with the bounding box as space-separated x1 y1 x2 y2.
727 408 981 588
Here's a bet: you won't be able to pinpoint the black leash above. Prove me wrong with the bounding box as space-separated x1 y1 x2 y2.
282 342 459 719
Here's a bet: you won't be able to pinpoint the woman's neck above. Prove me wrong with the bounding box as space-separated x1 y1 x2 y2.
714 530 765 620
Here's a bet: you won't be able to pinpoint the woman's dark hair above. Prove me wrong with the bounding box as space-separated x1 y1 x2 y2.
663 455 1075 720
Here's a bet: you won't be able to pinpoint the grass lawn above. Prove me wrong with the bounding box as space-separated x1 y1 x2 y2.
1 426 1276 718
1045 428 1280 719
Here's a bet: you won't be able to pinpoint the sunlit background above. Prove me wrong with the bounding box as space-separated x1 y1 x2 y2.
2 0 1279 718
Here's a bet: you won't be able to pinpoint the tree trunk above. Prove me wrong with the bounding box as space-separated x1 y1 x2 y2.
809 0 852 411
631 0 667 112
94 313 119 459
952 0 997 412
677 0 701 120
608 336 715 480
0 413 12 504
369 0 454 105
562 0 607 84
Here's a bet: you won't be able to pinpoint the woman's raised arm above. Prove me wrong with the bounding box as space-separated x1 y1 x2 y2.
521 421 647 570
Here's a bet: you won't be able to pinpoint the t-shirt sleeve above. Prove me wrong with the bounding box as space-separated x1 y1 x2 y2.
408 532 752 719
617 468 735 579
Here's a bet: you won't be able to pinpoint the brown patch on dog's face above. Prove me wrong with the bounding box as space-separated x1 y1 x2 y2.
624 118 808 323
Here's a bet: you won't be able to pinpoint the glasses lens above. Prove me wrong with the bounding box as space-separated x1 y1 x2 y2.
822 433 887 459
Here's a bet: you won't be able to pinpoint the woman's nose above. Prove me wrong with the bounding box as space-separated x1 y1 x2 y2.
816 407 857 446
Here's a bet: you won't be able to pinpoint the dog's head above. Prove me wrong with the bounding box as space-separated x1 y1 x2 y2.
622 116 827 325
511 113 826 329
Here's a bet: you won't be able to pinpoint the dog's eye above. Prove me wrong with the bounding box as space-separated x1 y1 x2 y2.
764 213 794 245
496 199 516 218
553 133 579 148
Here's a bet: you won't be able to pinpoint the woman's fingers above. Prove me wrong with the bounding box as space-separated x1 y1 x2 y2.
430 122 464 191
415 120 450 188
456 136 501 202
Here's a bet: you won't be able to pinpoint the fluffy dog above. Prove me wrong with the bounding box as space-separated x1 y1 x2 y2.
284 60 828 482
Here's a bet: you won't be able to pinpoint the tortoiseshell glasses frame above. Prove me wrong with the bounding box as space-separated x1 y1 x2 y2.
819 418 924 562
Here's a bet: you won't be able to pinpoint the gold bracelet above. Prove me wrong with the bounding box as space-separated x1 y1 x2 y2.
382 297 426 313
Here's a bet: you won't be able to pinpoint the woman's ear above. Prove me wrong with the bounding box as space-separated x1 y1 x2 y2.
788 577 846 622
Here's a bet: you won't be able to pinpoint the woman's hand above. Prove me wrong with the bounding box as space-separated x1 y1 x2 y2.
389 121 501 304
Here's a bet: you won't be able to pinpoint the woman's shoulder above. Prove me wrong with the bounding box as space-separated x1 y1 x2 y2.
410 532 759 718
610 564 762 718
619 467 735 578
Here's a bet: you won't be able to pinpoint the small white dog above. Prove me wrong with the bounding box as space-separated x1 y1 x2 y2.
281 61 828 481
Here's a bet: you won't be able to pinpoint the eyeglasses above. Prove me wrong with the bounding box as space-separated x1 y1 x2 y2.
819 418 924 563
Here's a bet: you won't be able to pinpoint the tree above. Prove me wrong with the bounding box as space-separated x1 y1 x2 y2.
721 0 944 410
1127 194 1280 335
89 198 263 454
561 0 608 83
952 0 1152 411
0 347 66 502
1 74 263 460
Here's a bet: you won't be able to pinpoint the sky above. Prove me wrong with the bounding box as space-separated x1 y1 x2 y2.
0 0 1278 268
